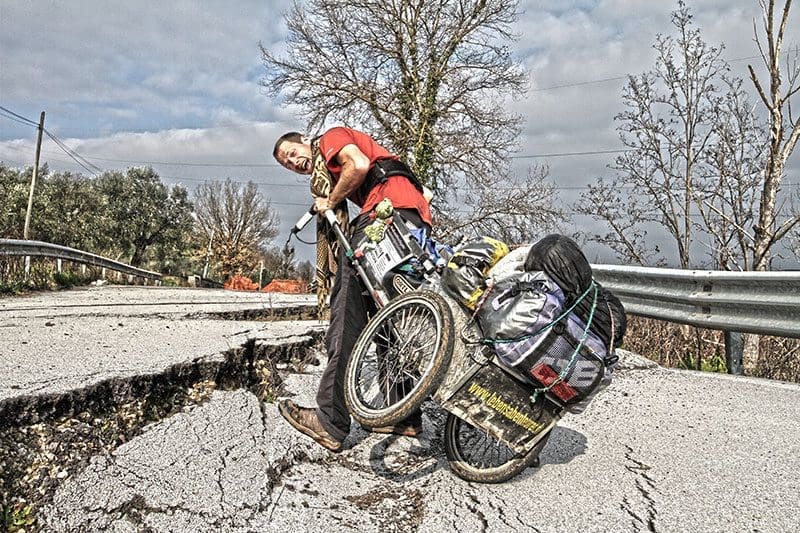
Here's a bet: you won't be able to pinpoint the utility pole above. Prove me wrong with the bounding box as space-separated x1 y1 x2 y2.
24 111 45 240
202 229 214 279
23 111 45 277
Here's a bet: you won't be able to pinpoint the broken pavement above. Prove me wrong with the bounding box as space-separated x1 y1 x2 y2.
2 286 799 532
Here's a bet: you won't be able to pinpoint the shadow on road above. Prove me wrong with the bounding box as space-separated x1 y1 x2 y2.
365 433 443 483
355 420 587 485
538 426 587 465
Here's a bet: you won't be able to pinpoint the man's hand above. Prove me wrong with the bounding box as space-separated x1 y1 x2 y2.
313 196 333 214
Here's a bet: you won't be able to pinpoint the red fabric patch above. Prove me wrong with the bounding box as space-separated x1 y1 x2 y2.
530 363 578 402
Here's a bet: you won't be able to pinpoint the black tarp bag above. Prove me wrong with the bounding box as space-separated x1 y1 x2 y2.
524 234 626 350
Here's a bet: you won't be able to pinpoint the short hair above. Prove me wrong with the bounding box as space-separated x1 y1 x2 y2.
273 131 304 160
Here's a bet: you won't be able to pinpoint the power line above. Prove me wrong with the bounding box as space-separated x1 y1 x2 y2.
6 143 630 167
0 105 39 127
532 55 762 92
0 110 39 129
77 148 629 167
82 154 282 168
43 130 103 176
1 106 633 165
3 153 798 192
512 149 630 159
0 144 94 169
159 175 307 186
0 105 103 176
533 76 628 92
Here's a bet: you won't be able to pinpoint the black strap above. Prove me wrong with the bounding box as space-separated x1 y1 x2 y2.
510 280 548 295
496 278 550 304
360 158 424 198
451 255 486 269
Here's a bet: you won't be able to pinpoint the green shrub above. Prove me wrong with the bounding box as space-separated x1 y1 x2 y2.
3 502 36 532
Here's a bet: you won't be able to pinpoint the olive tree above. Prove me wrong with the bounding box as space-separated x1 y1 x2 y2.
97 167 194 268
0 163 29 239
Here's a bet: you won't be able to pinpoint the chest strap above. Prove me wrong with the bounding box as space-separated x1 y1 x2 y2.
360 158 424 198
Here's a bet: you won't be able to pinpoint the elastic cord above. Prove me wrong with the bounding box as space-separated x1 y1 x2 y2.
530 283 599 404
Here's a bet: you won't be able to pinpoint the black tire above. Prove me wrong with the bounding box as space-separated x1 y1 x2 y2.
443 413 550 483
344 290 454 427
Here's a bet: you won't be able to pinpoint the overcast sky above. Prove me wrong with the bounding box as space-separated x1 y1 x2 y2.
1 0 798 265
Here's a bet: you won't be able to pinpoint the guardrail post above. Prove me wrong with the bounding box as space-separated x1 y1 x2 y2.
724 331 744 375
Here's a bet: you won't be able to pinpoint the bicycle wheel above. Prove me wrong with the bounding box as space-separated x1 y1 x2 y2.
444 413 551 483
344 290 454 427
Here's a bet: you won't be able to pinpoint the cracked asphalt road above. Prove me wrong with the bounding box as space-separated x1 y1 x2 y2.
39 366 800 532
2 286 799 532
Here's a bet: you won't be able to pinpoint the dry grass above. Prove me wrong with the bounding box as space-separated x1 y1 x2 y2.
624 316 800 382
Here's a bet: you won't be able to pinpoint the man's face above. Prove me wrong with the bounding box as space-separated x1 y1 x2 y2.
275 139 313 175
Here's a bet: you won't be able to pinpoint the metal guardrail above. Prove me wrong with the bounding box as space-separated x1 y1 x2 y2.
0 239 162 281
2 238 797 338
592 264 800 339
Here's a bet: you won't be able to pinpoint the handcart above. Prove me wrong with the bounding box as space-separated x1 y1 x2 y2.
290 206 565 483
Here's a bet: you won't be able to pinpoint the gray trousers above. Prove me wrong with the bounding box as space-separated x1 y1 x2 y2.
315 210 426 441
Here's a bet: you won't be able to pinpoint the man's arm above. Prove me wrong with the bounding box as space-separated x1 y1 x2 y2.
314 143 370 212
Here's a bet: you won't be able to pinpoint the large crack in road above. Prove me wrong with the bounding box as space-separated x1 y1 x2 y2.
0 309 323 531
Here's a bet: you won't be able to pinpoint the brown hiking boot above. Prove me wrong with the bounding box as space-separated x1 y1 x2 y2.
362 421 423 437
277 400 342 452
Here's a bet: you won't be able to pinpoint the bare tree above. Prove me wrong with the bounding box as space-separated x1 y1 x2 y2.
262 244 298 280
576 177 667 267
435 165 564 244
193 179 279 279
694 76 768 271
577 2 765 269
748 0 800 271
261 0 563 238
790 222 800 260
262 0 525 187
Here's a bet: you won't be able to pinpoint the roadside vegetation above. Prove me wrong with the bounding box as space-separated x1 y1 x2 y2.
624 316 800 382
0 164 313 294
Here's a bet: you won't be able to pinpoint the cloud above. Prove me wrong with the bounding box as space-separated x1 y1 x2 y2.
0 119 316 258
0 0 291 138
2 0 798 266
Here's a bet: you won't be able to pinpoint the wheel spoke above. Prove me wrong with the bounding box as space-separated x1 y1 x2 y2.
346 291 452 424
354 300 441 410
455 418 516 468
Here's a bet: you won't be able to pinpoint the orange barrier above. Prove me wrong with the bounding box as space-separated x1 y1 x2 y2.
223 274 259 291
261 279 307 294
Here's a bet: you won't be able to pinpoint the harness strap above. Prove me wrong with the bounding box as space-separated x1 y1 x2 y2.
359 158 424 198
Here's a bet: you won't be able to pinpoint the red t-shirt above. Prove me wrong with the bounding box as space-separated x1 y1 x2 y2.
319 127 432 226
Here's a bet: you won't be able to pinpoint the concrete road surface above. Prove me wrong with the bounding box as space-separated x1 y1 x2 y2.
1 286 798 532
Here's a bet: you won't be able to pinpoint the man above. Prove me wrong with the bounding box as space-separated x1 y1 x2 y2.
273 126 433 451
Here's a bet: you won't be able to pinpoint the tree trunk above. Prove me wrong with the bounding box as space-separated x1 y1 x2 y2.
742 333 761 375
